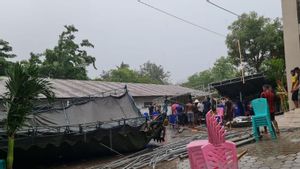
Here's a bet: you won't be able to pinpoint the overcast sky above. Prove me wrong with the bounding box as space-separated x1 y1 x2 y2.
0 0 282 83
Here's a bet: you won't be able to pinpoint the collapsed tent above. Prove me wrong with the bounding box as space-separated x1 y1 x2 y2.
0 89 166 166
210 74 266 100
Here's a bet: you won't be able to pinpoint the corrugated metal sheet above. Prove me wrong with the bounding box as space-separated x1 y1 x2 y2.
0 78 208 98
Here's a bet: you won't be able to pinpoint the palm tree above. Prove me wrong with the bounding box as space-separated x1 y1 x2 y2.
3 63 54 169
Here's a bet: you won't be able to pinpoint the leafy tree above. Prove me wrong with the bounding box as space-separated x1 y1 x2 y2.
261 58 286 85
226 12 284 72
182 69 214 89
182 56 238 89
118 61 130 69
99 62 147 83
4 63 54 169
0 39 16 75
98 62 170 84
139 61 170 84
31 25 96 79
211 56 238 81
20 52 43 69
101 66 140 83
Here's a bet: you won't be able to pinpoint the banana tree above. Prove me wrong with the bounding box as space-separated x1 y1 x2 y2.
4 63 54 169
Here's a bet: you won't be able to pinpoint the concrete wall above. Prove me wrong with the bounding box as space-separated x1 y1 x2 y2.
281 0 300 109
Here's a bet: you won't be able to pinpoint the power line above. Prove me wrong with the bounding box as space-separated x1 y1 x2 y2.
206 1 245 84
137 0 226 38
206 0 240 17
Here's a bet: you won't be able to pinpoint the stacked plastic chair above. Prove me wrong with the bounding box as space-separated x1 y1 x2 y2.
187 140 208 169
251 98 276 141
187 111 238 169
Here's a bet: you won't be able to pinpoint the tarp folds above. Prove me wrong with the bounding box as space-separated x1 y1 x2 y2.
0 90 152 160
30 92 142 127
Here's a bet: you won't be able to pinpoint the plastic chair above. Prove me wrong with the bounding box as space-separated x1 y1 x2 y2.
187 140 208 169
206 111 225 145
251 98 276 141
187 111 238 169
0 160 5 169
202 141 238 169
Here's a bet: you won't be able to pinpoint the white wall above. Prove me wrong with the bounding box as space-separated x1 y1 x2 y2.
133 96 160 114
281 0 300 109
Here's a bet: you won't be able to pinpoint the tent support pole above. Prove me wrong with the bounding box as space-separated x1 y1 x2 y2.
239 92 243 102
110 129 113 151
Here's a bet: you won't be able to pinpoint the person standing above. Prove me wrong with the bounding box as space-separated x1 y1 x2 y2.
197 100 204 120
290 69 299 108
155 105 162 114
202 97 211 125
185 101 194 128
148 103 154 118
294 67 300 105
224 97 233 129
170 102 178 128
261 85 280 134
193 100 200 125
176 103 184 126
203 97 211 115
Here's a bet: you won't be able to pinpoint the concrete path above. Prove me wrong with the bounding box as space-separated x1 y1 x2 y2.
178 128 300 169
277 109 300 128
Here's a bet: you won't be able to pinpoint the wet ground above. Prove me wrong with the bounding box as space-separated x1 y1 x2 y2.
33 124 300 169
36 125 207 169
238 128 300 169
176 127 300 169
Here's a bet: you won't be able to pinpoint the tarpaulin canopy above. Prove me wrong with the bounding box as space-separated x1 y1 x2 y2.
210 74 266 100
27 91 141 128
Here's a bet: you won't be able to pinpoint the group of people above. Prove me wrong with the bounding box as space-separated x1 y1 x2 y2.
168 98 210 128
291 67 300 108
145 96 237 129
167 97 236 129
145 83 281 133
148 104 163 120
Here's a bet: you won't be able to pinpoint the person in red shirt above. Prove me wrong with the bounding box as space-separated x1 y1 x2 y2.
260 85 280 134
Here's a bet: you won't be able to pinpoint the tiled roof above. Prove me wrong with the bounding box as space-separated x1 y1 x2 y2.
0 78 208 98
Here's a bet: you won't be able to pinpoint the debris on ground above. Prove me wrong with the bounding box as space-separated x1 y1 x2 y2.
89 128 254 169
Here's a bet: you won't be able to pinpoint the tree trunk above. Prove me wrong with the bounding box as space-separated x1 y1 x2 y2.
7 135 14 169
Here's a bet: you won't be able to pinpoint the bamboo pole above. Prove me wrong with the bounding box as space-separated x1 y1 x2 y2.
237 40 245 84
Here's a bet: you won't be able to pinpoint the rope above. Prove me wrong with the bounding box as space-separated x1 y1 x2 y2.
99 142 123 156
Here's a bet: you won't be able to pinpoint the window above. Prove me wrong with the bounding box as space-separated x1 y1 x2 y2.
144 102 152 108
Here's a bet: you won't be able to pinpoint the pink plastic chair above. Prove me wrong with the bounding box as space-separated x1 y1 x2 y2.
202 141 238 169
206 111 225 145
187 111 238 169
187 140 208 169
